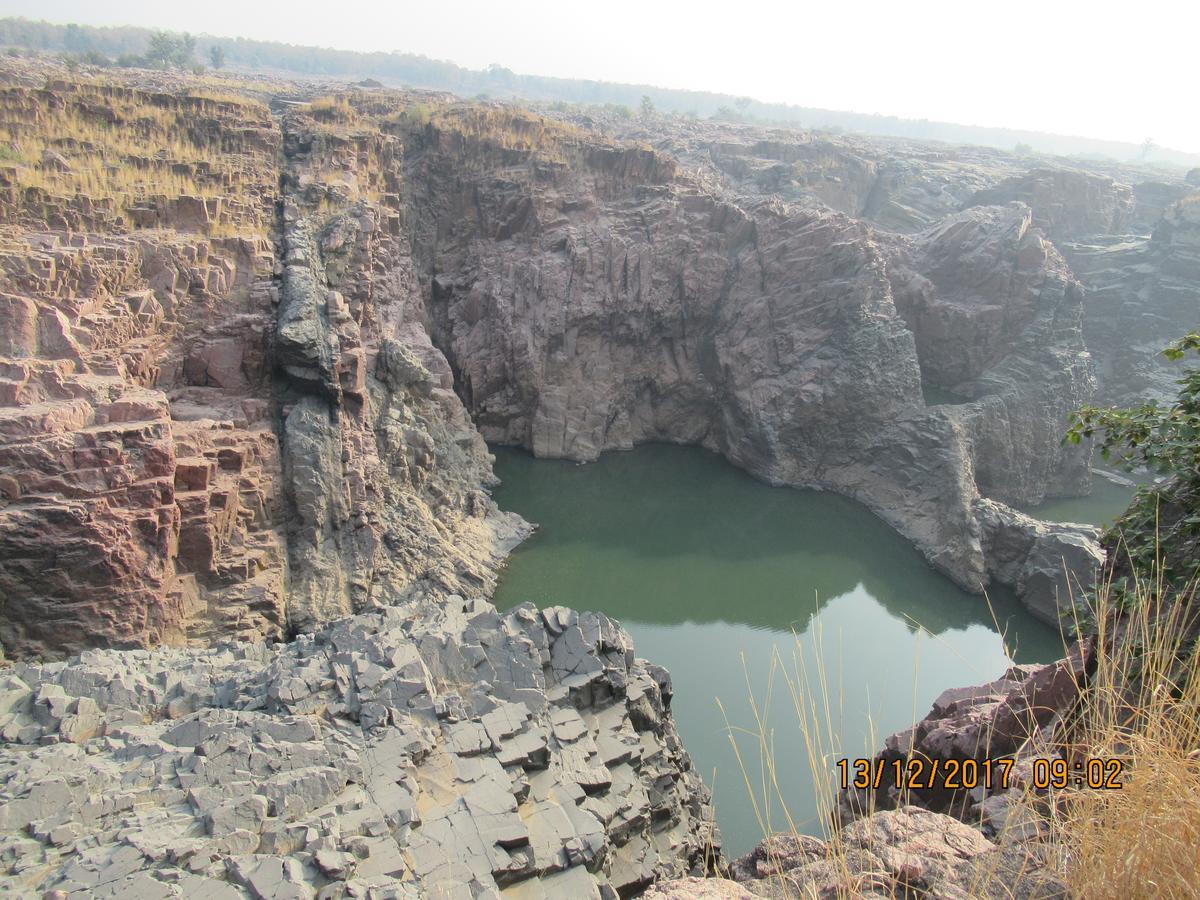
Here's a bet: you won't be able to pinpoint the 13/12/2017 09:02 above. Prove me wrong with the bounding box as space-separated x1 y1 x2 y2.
837 756 1127 791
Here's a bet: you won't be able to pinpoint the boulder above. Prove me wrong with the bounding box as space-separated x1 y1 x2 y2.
731 808 1061 899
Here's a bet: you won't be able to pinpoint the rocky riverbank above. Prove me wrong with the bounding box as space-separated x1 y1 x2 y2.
644 644 1090 898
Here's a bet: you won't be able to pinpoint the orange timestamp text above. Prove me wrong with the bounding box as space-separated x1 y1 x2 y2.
837 756 1126 791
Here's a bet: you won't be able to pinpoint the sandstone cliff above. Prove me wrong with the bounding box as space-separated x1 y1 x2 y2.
0 72 526 658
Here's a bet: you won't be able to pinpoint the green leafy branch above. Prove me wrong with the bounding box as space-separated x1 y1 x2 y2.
1065 333 1200 476
1065 333 1200 610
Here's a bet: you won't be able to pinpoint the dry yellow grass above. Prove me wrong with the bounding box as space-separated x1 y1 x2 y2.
382 101 598 164
721 557 1200 898
1041 564 1200 898
307 95 357 124
0 80 269 229
437 105 590 153
183 88 257 107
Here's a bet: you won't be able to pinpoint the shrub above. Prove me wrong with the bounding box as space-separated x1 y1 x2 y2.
1067 333 1200 606
308 95 357 123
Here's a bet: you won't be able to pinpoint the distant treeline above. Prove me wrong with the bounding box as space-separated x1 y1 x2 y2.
3 16 1198 168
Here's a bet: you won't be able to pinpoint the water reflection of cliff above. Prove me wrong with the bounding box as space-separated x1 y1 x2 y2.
490 444 1061 662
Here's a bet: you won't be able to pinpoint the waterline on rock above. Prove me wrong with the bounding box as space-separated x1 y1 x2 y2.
490 443 1062 855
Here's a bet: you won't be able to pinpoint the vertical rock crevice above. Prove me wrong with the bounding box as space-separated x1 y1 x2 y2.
272 110 532 634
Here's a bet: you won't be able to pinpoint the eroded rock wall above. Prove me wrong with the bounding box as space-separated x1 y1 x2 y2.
968 167 1134 243
0 79 286 656
273 111 527 633
402 104 1098 598
2 70 1166 649
1063 192 1200 406
0 75 527 659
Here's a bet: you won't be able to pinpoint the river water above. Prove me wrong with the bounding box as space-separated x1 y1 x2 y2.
490 444 1076 856
1021 476 1137 530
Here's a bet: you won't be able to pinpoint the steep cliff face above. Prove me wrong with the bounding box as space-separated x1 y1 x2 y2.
401 103 1096 602
272 110 527 633
1063 192 1200 405
0 75 526 658
888 203 1096 505
968 167 1135 243
0 79 286 656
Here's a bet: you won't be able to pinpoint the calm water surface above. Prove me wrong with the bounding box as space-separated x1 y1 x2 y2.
490 444 1063 856
1021 477 1136 528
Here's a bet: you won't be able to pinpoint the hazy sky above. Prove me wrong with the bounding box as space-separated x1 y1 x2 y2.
6 0 1197 151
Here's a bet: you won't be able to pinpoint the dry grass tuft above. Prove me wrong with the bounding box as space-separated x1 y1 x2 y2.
717 615 875 890
1042 565 1200 898
722 554 1200 898
307 95 357 124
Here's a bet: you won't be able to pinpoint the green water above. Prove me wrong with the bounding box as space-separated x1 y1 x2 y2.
490 444 1063 857
1021 477 1137 528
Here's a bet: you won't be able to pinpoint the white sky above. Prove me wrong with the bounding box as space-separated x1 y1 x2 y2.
4 0 1197 152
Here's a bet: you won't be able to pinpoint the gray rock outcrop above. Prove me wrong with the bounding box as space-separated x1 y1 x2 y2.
1063 191 1200 406
968 167 1134 243
0 597 716 897
273 112 532 635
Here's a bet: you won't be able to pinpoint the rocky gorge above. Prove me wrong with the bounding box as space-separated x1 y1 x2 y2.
0 54 1196 897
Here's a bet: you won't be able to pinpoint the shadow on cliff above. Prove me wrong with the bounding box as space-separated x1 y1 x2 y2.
488 443 1060 660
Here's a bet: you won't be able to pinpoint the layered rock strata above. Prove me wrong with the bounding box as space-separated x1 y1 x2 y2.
968 167 1134 243
0 598 715 897
0 73 526 658
0 67 717 898
571 108 1195 423
1062 192 1200 406
0 79 286 656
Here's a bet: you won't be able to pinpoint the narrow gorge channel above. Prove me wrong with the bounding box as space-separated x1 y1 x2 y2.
0 43 1195 896
489 444 1066 855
